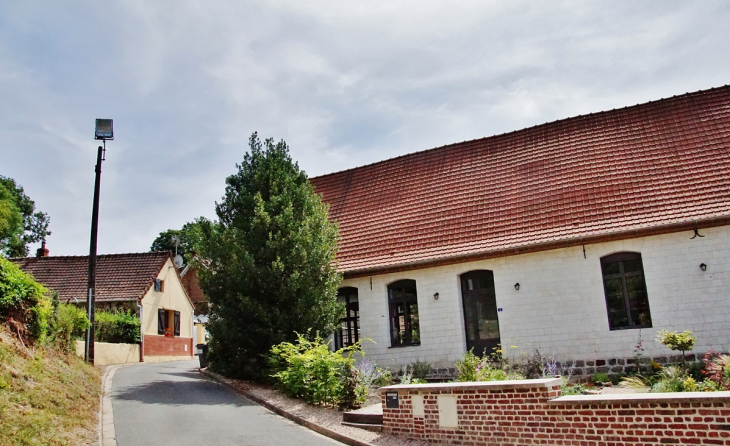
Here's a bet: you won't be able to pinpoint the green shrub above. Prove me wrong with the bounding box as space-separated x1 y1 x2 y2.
656 329 696 366
50 304 90 352
593 372 610 383
355 358 392 392
651 366 687 393
0 257 52 342
410 360 431 380
455 349 481 382
268 333 365 409
455 349 524 382
94 310 140 344
561 380 587 396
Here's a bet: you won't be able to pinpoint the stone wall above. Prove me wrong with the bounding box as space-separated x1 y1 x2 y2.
381 380 730 445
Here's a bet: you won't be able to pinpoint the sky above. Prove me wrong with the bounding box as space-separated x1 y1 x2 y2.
1 1 729 257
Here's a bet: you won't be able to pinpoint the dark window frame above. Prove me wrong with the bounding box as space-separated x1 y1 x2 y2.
388 279 420 347
333 287 359 350
157 308 179 337
600 252 652 331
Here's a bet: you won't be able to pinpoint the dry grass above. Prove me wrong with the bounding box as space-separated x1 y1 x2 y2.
0 326 101 445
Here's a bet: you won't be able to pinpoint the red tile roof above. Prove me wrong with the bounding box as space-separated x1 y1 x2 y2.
310 86 730 277
11 252 171 303
180 267 205 305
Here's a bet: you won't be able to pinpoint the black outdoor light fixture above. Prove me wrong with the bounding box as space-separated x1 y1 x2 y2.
514 283 520 291
95 119 114 140
433 292 439 300
85 119 114 364
700 263 707 272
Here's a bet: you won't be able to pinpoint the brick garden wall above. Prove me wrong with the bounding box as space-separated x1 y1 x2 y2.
143 335 193 357
381 379 730 445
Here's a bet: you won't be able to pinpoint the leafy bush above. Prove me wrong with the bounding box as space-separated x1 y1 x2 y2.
94 310 140 344
656 329 696 365
560 380 587 395
619 362 723 393
268 333 365 409
455 349 524 382
455 349 481 382
703 353 730 390
0 257 52 342
651 366 687 393
355 358 391 393
409 360 431 380
593 372 610 383
50 304 90 352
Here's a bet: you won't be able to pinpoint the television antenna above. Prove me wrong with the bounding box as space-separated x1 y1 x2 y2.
170 235 184 268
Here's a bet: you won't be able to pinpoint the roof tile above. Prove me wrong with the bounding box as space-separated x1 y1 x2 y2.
11 252 171 303
310 86 730 274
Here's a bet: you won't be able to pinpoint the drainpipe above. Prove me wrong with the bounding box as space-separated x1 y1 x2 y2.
137 300 144 362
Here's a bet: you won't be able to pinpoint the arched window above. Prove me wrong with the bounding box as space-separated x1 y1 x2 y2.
388 279 420 347
334 287 359 349
601 252 652 330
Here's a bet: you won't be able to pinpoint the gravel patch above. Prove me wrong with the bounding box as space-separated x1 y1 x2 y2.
212 376 429 446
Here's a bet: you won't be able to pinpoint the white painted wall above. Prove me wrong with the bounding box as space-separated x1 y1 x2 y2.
341 226 730 370
141 258 195 338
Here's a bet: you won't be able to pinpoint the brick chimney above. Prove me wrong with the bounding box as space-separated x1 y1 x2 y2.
36 241 49 258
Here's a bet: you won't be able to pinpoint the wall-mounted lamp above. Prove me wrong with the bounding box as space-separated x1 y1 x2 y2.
433 292 439 300
514 283 520 291
700 263 707 272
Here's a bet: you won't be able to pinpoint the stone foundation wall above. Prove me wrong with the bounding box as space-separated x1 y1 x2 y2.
420 354 698 381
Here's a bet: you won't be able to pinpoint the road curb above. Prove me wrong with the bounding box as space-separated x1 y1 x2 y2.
99 365 121 446
99 363 136 446
200 368 375 446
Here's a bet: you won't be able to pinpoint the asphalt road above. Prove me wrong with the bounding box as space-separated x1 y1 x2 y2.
111 359 344 446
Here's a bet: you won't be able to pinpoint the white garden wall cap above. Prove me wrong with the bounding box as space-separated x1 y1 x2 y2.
380 378 562 392
552 391 730 404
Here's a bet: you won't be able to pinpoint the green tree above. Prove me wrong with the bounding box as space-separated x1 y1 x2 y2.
0 176 51 257
150 218 208 263
197 132 342 379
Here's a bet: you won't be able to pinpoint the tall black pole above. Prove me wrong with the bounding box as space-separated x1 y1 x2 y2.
85 144 104 363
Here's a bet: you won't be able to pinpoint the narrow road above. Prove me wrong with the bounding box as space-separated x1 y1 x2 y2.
111 359 344 446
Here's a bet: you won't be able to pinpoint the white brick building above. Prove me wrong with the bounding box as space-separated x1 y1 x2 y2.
310 86 730 375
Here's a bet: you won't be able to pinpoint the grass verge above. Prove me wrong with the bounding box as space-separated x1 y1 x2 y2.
0 325 101 445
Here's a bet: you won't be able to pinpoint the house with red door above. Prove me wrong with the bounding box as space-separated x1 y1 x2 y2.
310 85 730 377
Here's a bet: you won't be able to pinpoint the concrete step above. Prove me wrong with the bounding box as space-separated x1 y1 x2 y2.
341 421 383 432
342 403 383 426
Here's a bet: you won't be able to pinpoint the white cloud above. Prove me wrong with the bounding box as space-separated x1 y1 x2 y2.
0 0 728 255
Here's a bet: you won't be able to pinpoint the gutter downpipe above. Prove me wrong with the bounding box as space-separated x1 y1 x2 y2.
137 300 144 362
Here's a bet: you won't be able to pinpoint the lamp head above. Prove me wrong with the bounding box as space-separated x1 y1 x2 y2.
95 119 114 140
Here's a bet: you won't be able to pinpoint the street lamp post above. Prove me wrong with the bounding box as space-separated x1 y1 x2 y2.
85 119 113 364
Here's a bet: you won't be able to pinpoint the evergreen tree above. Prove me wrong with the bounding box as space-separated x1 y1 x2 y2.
197 133 342 378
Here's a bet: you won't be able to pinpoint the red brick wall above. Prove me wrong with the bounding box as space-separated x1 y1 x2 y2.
143 335 193 357
381 380 730 445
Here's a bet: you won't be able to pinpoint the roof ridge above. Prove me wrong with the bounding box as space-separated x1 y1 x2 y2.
310 84 730 181
11 251 170 260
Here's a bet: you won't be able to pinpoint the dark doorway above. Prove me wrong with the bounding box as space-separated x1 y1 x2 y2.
460 270 500 356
